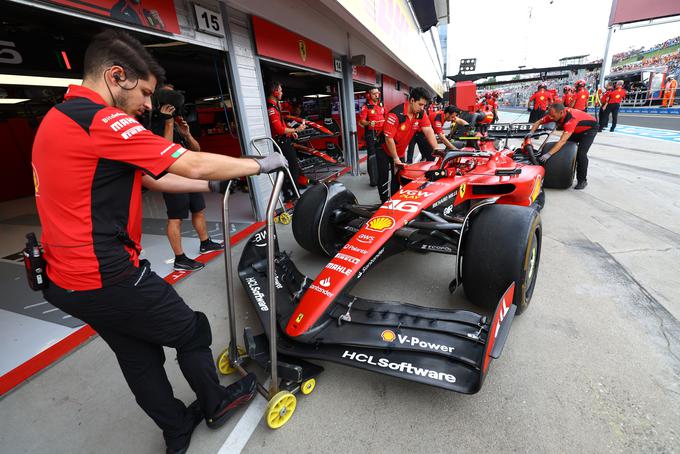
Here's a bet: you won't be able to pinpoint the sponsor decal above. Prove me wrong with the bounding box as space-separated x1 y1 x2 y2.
539 96 544 100
398 189 433 200
344 225 359 233
335 253 360 265
493 291 513 340
295 313 304 323
121 125 145 140
253 230 274 247
356 247 384 279
109 117 138 132
325 262 353 276
320 277 331 287
420 244 453 253
246 277 269 312
459 183 466 199
393 334 456 353
366 216 395 232
341 351 456 384
371 109 375 114
431 190 457 208
171 148 186 158
102 112 126 124
356 233 375 244
309 283 334 298
343 244 368 254
381 330 396 342
443 205 453 216
384 200 419 212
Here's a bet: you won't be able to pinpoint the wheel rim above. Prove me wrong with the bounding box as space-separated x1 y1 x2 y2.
267 392 297 429
524 231 539 301
301 378 316 395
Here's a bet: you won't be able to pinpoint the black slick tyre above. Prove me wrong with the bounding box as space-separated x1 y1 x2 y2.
462 204 541 315
292 182 357 256
542 141 577 189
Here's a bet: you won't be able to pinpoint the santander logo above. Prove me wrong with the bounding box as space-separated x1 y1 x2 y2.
320 277 331 288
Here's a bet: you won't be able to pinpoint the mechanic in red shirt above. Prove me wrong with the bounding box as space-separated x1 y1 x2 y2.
420 106 461 159
358 87 385 187
379 87 438 202
267 81 309 199
32 30 287 454
600 80 627 132
596 82 612 130
527 102 598 190
527 83 551 123
562 85 574 108
571 79 589 111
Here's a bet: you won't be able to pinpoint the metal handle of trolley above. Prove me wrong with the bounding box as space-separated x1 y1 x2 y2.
221 167 290 400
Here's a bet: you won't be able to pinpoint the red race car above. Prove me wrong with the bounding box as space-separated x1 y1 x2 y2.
236 132 545 394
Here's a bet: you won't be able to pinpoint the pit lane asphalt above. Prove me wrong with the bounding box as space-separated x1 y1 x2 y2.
1 112 679 453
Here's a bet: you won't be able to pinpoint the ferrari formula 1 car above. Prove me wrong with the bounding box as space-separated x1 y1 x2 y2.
234 137 544 394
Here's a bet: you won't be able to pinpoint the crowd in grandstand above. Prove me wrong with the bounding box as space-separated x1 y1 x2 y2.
611 35 680 64
611 50 680 74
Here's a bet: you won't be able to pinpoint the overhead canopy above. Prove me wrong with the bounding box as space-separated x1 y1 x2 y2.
448 63 600 82
409 0 437 32
609 0 680 26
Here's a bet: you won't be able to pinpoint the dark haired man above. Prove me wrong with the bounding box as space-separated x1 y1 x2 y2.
267 80 307 200
150 84 224 271
379 86 438 202
32 29 287 454
358 87 385 186
526 102 598 190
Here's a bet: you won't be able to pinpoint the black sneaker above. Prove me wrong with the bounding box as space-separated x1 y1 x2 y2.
165 401 204 454
173 255 205 271
206 373 258 429
574 180 588 190
199 239 224 254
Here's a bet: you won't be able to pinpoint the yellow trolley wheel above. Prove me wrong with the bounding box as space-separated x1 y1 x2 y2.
266 391 297 429
278 212 292 225
300 378 316 395
217 346 246 375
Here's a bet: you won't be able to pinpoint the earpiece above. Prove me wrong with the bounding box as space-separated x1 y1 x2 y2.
113 73 121 81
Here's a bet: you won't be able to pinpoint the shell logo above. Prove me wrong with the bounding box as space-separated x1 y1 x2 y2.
371 109 375 114
400 124 406 131
539 96 544 100
381 330 396 342
366 216 395 232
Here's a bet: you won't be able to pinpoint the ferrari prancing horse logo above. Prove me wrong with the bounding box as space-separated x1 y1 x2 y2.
298 40 307 62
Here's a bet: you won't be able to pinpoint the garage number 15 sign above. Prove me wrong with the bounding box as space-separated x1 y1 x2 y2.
193 4 224 36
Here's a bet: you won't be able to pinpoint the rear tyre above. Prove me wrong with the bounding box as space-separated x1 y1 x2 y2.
541 141 577 189
292 182 357 256
462 204 541 315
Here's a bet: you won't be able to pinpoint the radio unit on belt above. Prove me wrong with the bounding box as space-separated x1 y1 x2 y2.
23 232 49 291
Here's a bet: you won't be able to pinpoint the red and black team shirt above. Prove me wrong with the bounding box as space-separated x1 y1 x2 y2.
529 90 551 111
606 88 627 104
358 101 386 132
573 88 589 110
32 85 187 290
382 102 431 158
267 98 287 137
540 107 598 135
428 110 445 135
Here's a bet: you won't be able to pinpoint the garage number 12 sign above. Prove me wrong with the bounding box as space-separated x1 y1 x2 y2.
193 4 224 36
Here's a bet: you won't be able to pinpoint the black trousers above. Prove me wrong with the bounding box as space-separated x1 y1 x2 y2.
604 104 621 131
406 132 431 163
43 260 225 449
568 130 597 183
598 107 606 130
276 136 302 194
376 149 400 203
364 129 379 186
528 108 546 123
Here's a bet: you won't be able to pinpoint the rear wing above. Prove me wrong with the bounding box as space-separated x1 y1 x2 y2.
486 122 554 139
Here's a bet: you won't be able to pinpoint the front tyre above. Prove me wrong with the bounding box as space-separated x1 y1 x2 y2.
462 204 542 314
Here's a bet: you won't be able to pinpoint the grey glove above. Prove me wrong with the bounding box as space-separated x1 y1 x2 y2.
538 153 552 163
255 153 288 174
208 180 230 193
524 133 532 140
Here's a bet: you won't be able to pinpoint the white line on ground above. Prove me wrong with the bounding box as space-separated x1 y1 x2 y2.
23 301 48 309
42 308 59 314
217 382 270 454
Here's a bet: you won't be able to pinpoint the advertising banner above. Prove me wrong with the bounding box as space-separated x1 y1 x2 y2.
46 0 180 34
252 16 334 74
